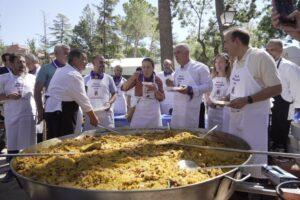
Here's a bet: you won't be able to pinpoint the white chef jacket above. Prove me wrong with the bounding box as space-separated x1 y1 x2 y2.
173 60 212 98
171 60 212 128
0 72 37 150
45 64 93 113
277 58 300 119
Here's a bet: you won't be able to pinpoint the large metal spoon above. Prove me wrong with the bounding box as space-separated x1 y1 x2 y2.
200 125 218 139
167 143 300 159
97 125 122 135
178 159 265 171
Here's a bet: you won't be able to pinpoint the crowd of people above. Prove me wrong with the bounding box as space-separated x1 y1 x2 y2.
1 6 300 184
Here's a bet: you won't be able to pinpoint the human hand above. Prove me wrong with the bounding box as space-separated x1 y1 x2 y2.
90 115 99 127
145 83 157 92
104 102 111 111
228 97 248 109
166 79 174 87
281 11 300 41
133 71 141 79
177 86 189 94
271 0 300 41
7 93 21 100
206 97 217 108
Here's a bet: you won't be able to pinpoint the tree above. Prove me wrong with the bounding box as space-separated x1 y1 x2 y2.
94 0 123 58
172 0 213 63
158 0 174 67
39 11 50 63
26 38 37 55
49 13 72 46
71 5 98 59
122 0 158 57
251 5 285 47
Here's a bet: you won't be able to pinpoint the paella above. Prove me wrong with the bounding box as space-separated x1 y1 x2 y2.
13 131 248 190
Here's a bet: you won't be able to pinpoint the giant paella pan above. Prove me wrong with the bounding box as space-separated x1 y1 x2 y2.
11 128 252 200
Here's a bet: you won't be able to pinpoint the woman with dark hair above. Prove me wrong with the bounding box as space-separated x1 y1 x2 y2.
121 58 165 128
206 53 231 132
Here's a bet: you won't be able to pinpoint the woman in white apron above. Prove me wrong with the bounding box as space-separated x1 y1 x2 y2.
0 54 36 182
206 53 230 132
113 65 127 115
121 58 165 128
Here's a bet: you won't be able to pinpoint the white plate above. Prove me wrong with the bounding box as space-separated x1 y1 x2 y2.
212 100 230 106
166 86 185 92
94 103 110 112
142 82 153 86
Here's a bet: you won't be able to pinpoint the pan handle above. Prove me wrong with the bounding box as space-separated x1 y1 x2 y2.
224 173 251 183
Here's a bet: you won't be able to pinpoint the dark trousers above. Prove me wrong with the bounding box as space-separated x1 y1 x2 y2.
44 101 79 139
199 102 205 128
270 95 291 149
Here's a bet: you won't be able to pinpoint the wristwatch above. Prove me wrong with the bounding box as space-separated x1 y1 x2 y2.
247 96 254 104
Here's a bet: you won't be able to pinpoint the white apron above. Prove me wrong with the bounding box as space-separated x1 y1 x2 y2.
157 72 174 115
130 75 162 128
171 67 201 128
208 77 229 132
228 55 270 178
84 76 114 130
3 73 36 150
114 78 127 115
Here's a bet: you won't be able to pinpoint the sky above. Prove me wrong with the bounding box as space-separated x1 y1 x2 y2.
0 0 187 46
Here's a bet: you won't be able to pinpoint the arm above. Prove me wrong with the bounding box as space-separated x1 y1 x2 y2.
34 81 44 123
289 66 300 108
121 72 138 91
177 66 213 97
108 76 117 104
86 110 98 127
229 84 282 109
154 78 165 101
192 66 213 96
271 1 300 42
34 65 48 123
229 52 282 109
68 74 99 126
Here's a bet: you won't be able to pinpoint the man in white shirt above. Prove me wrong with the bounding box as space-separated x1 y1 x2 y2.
170 43 212 128
266 39 300 151
44 49 98 138
157 59 174 115
83 55 117 130
224 28 282 178
113 65 127 115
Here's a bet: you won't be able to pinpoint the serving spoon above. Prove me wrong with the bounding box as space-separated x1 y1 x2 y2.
199 125 218 139
178 159 265 171
97 124 122 135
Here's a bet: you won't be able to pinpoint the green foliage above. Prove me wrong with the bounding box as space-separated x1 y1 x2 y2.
26 38 37 55
121 0 159 57
94 0 123 59
70 5 98 60
49 13 72 46
173 0 290 64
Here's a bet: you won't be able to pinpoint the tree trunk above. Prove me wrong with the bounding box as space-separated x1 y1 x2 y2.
158 0 174 69
133 38 139 57
215 0 224 50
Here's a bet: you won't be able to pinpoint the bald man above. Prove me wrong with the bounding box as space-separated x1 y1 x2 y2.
157 59 174 114
266 39 300 151
170 43 212 128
